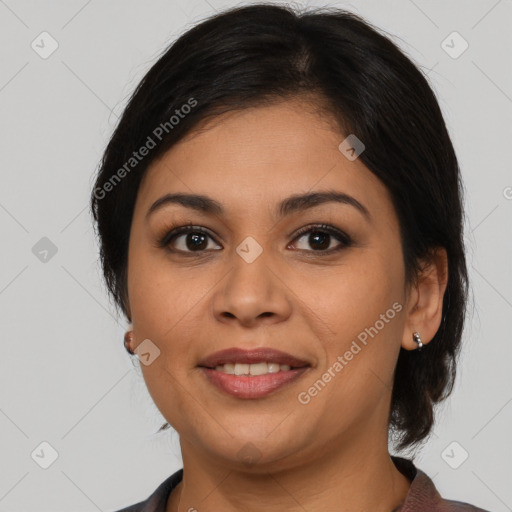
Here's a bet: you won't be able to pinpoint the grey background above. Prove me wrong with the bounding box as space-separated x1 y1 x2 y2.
0 0 511 511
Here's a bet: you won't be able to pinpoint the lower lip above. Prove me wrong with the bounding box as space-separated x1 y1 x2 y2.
199 367 309 399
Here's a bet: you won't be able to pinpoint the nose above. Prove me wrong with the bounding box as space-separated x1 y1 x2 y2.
211 250 292 328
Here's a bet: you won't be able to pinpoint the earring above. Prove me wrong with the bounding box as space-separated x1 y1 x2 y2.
124 330 135 355
412 331 423 351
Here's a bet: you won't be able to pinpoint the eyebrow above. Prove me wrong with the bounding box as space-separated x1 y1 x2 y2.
146 190 371 222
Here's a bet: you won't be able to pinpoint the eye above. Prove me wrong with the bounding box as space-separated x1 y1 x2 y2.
290 224 352 253
157 224 222 253
157 222 352 255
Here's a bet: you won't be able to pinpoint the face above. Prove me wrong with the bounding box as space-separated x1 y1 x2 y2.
126 98 413 471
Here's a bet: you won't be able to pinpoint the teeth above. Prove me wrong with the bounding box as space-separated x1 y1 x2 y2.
214 362 293 376
267 363 281 373
223 363 235 374
234 363 249 376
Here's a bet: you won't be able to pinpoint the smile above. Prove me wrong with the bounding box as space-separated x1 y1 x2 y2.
212 362 297 375
199 365 310 399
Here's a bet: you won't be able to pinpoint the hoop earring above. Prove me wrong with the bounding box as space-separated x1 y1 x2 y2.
412 331 423 351
124 330 135 355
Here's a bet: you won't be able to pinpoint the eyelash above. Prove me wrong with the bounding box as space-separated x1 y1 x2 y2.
156 222 353 256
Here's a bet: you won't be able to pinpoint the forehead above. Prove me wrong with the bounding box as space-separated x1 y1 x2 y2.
135 99 391 220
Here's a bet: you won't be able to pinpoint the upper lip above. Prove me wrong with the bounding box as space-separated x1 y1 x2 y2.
198 347 310 368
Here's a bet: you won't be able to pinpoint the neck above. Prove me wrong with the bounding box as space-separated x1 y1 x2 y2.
166 428 411 512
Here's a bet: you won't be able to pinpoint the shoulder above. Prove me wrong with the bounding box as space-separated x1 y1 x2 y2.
110 468 183 512
391 456 492 512
436 497 492 511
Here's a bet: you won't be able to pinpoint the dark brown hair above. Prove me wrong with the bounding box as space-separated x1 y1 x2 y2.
90 3 468 452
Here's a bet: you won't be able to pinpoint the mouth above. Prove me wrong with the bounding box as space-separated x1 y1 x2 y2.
197 347 311 399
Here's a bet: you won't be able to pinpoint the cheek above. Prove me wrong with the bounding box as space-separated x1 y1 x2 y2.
128 246 203 337
139 362 202 440
310 251 403 335
306 249 405 391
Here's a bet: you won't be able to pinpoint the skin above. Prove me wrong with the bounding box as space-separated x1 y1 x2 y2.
125 98 448 512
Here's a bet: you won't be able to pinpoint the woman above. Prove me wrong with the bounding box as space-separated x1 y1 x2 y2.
91 4 490 511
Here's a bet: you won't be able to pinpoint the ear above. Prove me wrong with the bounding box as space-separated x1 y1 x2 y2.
401 247 449 351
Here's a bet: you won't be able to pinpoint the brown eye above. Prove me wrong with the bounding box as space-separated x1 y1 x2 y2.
159 226 222 253
157 223 352 256
290 224 352 253
176 231 210 251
